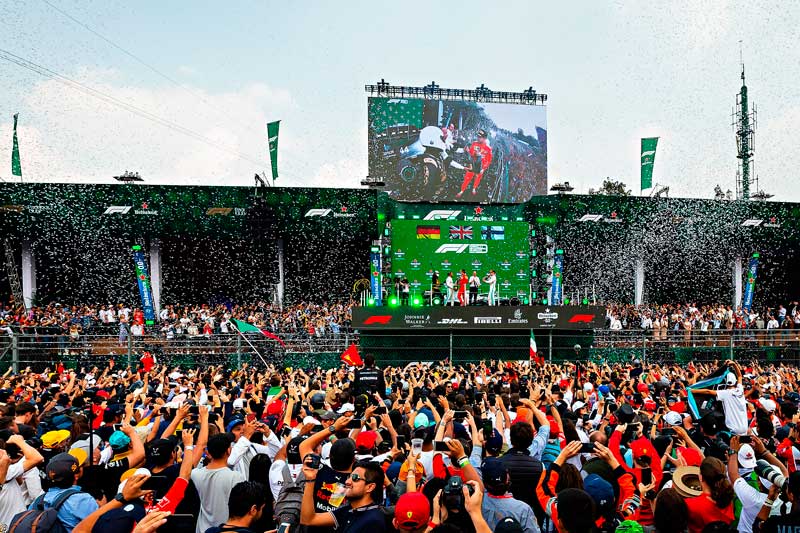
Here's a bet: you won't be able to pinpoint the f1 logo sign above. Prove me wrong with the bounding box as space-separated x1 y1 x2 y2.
741 219 763 227
578 214 603 222
305 209 332 217
104 206 131 214
435 244 487 254
423 210 461 220
207 208 233 215
364 315 392 325
568 314 596 324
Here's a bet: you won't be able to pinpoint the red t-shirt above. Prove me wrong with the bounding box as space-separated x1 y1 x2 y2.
686 494 734 533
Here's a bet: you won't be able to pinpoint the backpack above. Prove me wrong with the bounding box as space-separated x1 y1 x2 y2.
8 487 81 533
274 464 308 533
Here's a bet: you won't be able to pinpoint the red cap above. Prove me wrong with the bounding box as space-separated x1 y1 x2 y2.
643 399 657 411
630 437 655 459
636 383 649 394
559 379 570 389
395 492 430 529
95 390 110 399
266 400 284 416
678 447 703 467
356 430 378 451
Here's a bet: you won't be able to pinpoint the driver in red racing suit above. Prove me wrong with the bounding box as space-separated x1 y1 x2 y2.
456 128 493 198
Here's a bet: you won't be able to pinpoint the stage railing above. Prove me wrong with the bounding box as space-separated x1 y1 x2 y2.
1 327 799 370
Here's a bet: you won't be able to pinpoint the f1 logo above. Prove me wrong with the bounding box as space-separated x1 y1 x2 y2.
423 210 461 220
305 209 332 217
103 206 131 214
741 219 763 227
435 244 469 253
578 214 603 222
207 208 233 215
568 314 596 324
364 315 392 325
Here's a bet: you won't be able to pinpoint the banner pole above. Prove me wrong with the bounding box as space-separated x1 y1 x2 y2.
230 323 270 367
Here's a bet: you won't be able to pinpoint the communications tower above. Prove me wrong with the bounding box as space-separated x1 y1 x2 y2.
733 63 758 199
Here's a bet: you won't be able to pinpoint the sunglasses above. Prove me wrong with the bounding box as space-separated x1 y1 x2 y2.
350 473 367 483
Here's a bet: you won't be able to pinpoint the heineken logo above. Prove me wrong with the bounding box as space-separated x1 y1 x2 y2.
441 260 452 268
425 270 434 278
516 270 527 279
501 260 511 269
471 259 482 268
516 251 527 259
394 249 405 258
410 280 422 288
501 280 512 289
395 271 405 277
410 259 421 269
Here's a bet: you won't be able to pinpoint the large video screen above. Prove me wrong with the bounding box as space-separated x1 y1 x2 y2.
368 97 547 203
390 219 531 302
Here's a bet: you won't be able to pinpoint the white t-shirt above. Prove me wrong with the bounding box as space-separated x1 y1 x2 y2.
717 384 748 435
733 476 767 533
268 460 303 500
190 465 246 533
0 462 27 529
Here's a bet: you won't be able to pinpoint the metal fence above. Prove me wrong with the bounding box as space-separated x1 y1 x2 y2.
1 327 800 371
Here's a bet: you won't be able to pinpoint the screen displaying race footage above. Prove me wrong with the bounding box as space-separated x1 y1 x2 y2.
368 97 547 204
390 219 531 303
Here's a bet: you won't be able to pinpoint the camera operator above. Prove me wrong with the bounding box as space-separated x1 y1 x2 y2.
430 477 492 533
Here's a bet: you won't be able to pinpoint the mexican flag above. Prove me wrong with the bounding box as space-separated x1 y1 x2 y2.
231 318 286 347
530 331 542 365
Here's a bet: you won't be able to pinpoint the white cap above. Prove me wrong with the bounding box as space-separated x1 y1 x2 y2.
738 444 757 469
760 399 777 413
337 403 355 414
572 401 586 411
664 411 683 426
583 383 593 392
232 398 245 410
725 372 737 386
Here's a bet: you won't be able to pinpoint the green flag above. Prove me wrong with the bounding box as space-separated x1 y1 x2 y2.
267 120 280 182
640 137 658 190
11 113 21 178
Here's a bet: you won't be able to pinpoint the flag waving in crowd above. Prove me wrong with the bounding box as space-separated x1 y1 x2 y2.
231 317 286 347
341 343 363 366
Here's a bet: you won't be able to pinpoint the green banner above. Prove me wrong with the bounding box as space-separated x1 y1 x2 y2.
640 137 658 190
11 114 21 178
267 120 280 181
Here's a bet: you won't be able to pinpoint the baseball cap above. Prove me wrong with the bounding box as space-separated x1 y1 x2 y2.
355 431 378 452
46 452 80 482
91 502 146 533
232 398 245 410
677 447 703 467
571 401 586 412
109 431 131 450
738 444 757 470
226 418 245 433
481 457 509 487
147 438 177 461
42 429 72 449
394 492 430 529
725 372 737 386
314 409 337 421
485 429 503 455
311 393 326 408
495 517 524 533
664 411 683 426
584 473 615 515
760 399 777 413
598 385 610 396
616 520 645 533
337 403 355 414
413 413 429 429
286 435 310 465
68 447 88 467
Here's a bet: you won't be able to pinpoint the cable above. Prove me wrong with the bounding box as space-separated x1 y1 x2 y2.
0 48 265 167
39 0 268 143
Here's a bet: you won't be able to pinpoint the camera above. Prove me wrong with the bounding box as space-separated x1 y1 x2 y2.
442 475 474 512
756 459 786 488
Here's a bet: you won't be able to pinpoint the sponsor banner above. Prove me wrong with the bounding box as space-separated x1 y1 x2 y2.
550 254 564 305
370 252 382 306
742 256 758 312
352 305 604 330
132 248 156 323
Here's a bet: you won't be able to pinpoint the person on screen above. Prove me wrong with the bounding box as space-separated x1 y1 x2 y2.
484 270 497 306
457 269 468 306
445 272 456 306
456 129 493 199
469 271 481 305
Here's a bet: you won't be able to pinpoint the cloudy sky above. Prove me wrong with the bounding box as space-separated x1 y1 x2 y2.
0 1 798 200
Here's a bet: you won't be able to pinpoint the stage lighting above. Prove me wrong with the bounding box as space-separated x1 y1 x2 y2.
582 297 589 305
389 296 399 307
522 297 529 304
411 296 421 307
541 298 548 305
433 297 441 305
367 297 375 306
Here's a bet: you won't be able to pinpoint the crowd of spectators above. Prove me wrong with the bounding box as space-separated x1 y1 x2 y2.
604 303 800 333
0 301 354 341
0 353 798 532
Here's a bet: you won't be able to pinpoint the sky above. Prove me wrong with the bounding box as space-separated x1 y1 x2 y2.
0 0 799 200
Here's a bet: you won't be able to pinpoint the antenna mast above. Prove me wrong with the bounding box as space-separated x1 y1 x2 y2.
732 42 757 200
